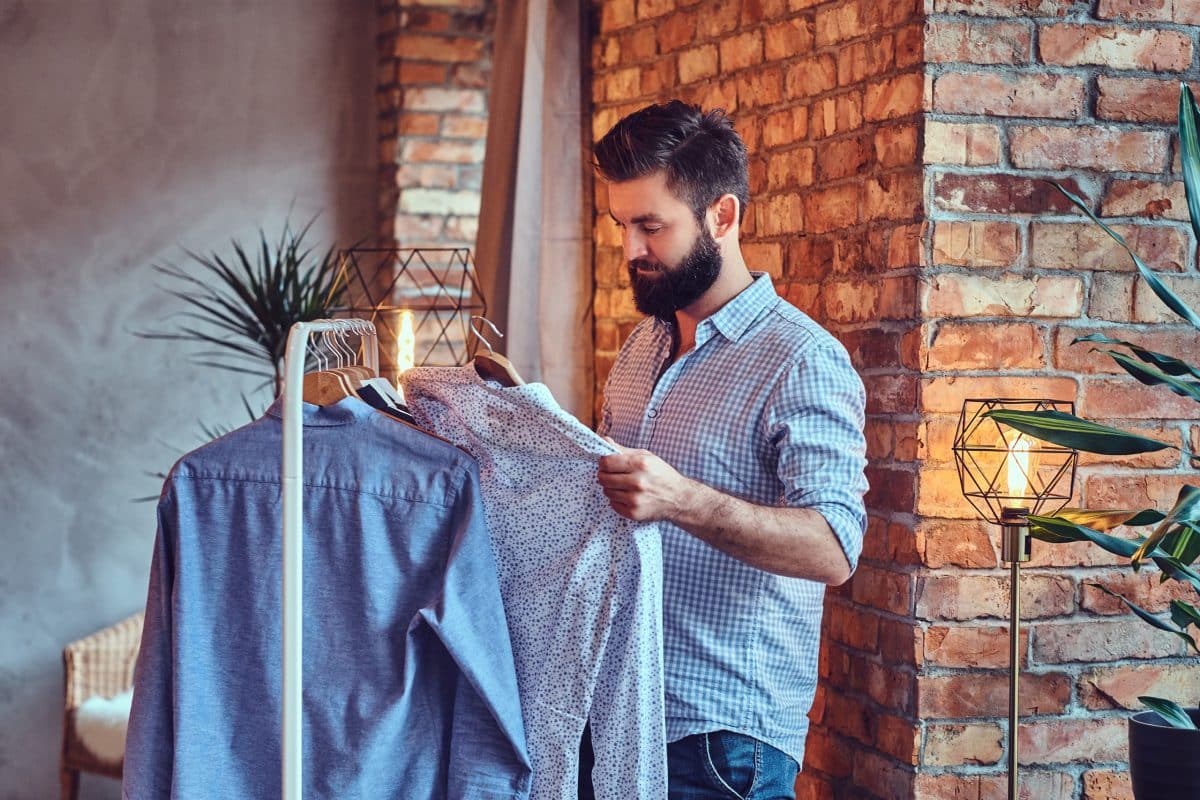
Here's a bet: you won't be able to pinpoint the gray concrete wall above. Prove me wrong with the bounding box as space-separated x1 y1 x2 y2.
0 1 376 796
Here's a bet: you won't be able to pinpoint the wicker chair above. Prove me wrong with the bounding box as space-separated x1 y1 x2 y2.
60 612 144 800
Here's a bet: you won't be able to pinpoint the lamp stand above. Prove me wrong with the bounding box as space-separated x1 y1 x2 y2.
1001 506 1031 800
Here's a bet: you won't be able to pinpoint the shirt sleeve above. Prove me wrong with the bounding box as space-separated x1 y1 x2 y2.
417 463 532 798
762 343 868 574
123 490 178 800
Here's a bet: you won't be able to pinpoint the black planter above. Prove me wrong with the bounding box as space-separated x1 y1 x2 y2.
1129 708 1200 799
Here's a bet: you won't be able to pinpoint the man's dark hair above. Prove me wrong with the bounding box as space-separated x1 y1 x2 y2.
593 100 750 224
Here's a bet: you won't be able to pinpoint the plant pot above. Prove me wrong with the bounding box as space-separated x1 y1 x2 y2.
1129 709 1200 799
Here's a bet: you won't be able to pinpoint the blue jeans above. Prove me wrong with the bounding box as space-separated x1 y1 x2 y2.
578 728 799 799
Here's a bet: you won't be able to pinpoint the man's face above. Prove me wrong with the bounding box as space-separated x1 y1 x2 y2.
607 171 723 321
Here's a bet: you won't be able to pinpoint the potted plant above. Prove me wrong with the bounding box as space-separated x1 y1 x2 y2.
984 85 1200 799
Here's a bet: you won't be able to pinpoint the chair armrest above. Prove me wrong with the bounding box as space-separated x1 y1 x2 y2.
62 612 145 711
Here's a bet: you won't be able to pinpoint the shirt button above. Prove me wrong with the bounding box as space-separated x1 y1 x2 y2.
646 408 657 419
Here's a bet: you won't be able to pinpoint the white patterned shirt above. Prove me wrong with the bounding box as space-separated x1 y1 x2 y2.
598 272 868 766
404 366 668 800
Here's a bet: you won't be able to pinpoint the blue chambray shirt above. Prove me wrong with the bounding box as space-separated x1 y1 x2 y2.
598 272 868 766
124 397 530 800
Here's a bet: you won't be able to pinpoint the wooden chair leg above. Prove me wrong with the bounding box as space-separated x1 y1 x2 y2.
60 765 80 800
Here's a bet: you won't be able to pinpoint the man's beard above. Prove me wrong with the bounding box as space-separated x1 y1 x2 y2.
628 230 723 321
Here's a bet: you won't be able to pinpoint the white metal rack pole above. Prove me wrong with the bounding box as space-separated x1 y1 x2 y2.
279 319 377 800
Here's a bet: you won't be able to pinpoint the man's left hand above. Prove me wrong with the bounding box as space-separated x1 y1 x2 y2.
597 439 693 522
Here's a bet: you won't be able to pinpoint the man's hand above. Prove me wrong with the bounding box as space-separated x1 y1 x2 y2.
597 439 695 522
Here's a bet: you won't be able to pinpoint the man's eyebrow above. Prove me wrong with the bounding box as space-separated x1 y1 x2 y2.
608 210 667 225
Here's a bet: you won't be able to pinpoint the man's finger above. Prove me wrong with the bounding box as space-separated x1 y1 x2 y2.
598 453 637 473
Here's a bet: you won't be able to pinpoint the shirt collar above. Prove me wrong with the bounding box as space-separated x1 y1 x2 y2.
266 394 373 426
687 272 778 346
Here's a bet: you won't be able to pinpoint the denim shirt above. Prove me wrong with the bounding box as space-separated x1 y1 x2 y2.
599 273 869 766
404 366 668 800
123 397 530 800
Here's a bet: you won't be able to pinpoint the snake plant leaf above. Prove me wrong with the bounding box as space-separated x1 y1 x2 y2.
1103 350 1200 403
1162 520 1200 567
1093 584 1198 650
1139 696 1198 730
1050 508 1165 531
1180 83 1200 242
1073 333 1200 379
983 409 1176 455
1133 485 1200 566
1029 514 1148 557
1171 600 1200 632
1052 182 1200 330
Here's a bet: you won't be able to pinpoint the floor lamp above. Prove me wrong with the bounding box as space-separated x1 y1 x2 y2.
952 399 1077 800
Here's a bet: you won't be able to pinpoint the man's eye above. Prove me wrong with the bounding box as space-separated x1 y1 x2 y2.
642 226 663 235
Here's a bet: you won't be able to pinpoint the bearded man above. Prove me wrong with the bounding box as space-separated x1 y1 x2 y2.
589 101 869 800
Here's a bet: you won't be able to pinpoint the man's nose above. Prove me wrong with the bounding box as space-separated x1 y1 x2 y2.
622 230 648 262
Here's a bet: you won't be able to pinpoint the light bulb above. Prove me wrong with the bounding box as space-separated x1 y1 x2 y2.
396 309 415 383
997 431 1038 510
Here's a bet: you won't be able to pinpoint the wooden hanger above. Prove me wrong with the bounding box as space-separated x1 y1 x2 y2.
470 316 524 387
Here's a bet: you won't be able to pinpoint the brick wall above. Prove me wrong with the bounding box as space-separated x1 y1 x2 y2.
917 3 1200 799
589 1 1200 798
378 0 493 249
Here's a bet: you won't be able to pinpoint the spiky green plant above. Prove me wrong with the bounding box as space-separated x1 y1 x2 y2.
983 85 1200 730
138 217 347 396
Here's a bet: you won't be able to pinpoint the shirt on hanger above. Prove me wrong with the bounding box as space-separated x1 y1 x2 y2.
599 272 869 767
123 396 530 800
403 366 667 800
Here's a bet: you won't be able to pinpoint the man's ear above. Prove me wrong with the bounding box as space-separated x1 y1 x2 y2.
707 193 740 239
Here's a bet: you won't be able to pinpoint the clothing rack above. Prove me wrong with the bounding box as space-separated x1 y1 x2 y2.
279 318 379 800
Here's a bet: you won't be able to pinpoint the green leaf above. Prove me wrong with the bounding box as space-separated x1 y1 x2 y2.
1052 182 1200 330
1180 83 1200 243
1139 695 1198 730
1074 333 1200 380
1103 350 1200 403
1052 508 1165 531
1093 585 1198 650
983 409 1176 456
1170 600 1200 631
1134 485 1200 565
1029 514 1147 557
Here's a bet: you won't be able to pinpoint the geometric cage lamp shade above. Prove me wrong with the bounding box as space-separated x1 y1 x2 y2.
952 398 1079 525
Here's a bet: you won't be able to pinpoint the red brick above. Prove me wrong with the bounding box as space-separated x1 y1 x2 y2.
895 22 924 69
401 139 485 164
394 34 484 63
920 672 1071 718
923 274 1085 319
1010 126 1170 172
640 57 677 96
837 36 895 86
739 0 791 24
933 0 1074 14
1080 663 1198 710
916 573 1075 621
814 1 868 47
1040 23 1192 70
920 375 1078 414
926 624 1029 668
402 86 485 112
762 106 809 148
865 72 925 121
677 43 718 84
1019 718 1127 764
696 0 741 38
719 29 763 72
1083 771 1133 800
756 192 804 237
924 121 1002 166
1084 570 1197 616
1097 77 1200 124
926 20 1032 64
888 222 925 269
933 72 1085 118
932 221 1021 268
741 241 783 279
863 374 919 416
1030 223 1189 273
875 123 919 168
932 173 1088 214
1084 472 1195 516
809 91 863 139
395 163 458 189
785 54 838 98
396 61 449 84
1082 376 1200 420
737 67 783 109
927 321 1045 370
803 184 859 234
864 172 923 222
919 517 999 569
914 772 1075 800
397 112 441 136
924 723 1003 766
1099 0 1200 25
1103 179 1190 222
850 563 912 615
656 11 695 51
1134 275 1200 325
852 747 917 796
842 328 902 370
636 0 675 21
441 114 487 139
1033 618 1186 663
764 18 814 61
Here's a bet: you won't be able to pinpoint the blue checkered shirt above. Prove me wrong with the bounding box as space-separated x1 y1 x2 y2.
598 272 868 766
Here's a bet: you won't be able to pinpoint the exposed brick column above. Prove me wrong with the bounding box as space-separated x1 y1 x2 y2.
377 0 494 248
917 3 1200 798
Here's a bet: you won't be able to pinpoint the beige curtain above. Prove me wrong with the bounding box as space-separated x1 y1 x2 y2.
476 0 592 419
